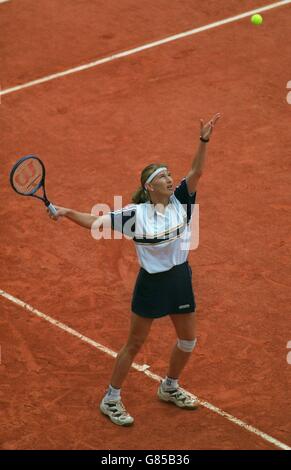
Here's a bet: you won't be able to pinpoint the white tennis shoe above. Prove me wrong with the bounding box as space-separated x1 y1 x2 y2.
158 383 199 409
100 398 134 426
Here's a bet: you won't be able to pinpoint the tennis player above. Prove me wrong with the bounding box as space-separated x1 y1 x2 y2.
48 113 221 426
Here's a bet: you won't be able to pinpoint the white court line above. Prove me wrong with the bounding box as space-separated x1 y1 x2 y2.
0 0 10 4
0 288 290 451
0 290 150 373
1 0 291 97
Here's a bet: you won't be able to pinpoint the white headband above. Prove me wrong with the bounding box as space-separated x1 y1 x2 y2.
144 167 168 188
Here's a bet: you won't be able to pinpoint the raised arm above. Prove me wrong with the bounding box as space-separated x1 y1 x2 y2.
186 112 221 194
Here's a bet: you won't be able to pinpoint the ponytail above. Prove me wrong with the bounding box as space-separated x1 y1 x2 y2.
132 186 150 204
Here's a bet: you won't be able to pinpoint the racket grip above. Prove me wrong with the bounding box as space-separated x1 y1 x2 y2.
47 203 58 216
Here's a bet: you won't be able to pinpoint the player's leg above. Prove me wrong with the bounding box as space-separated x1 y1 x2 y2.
110 313 153 389
167 312 196 379
158 312 198 409
100 313 153 426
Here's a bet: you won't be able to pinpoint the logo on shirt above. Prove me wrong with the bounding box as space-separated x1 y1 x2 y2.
178 304 191 309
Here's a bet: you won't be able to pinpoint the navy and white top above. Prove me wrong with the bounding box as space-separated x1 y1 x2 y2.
109 178 196 274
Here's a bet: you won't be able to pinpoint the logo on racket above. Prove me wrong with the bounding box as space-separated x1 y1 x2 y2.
10 155 57 216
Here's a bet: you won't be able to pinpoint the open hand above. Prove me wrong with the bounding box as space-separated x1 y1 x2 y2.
200 112 222 141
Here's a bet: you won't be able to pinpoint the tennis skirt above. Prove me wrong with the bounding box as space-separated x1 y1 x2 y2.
131 261 196 319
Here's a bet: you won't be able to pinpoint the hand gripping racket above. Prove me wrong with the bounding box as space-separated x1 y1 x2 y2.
10 155 57 216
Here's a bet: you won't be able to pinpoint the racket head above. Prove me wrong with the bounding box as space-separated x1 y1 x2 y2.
10 155 45 196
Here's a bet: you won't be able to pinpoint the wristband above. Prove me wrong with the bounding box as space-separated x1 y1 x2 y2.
200 136 209 143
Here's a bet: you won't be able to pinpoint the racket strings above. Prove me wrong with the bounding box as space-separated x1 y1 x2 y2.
12 159 43 195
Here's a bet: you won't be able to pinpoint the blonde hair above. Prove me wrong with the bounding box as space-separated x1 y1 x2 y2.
132 163 168 204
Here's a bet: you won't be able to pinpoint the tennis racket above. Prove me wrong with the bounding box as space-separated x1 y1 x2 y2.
10 155 57 216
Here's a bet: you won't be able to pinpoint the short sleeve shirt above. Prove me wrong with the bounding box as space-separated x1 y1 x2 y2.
109 177 196 273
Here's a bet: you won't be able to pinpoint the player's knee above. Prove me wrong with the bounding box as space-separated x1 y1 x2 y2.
125 336 146 355
177 338 197 353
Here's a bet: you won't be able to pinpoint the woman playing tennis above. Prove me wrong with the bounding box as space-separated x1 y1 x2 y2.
48 113 221 426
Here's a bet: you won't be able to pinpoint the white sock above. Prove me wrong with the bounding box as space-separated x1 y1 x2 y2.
104 384 121 402
162 376 179 391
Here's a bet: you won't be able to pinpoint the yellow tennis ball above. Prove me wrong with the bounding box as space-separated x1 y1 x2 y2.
251 14 263 25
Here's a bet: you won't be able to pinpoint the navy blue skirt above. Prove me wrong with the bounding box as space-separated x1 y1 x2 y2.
131 261 196 318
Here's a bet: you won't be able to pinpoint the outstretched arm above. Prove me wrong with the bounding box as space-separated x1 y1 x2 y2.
47 206 111 230
186 112 221 193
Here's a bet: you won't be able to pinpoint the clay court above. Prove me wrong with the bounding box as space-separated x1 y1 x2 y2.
1 0 291 450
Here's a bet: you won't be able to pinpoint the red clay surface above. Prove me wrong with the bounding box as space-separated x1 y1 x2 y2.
1 0 291 450
0 0 284 88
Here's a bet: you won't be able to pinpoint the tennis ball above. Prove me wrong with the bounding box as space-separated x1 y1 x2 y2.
251 14 263 25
